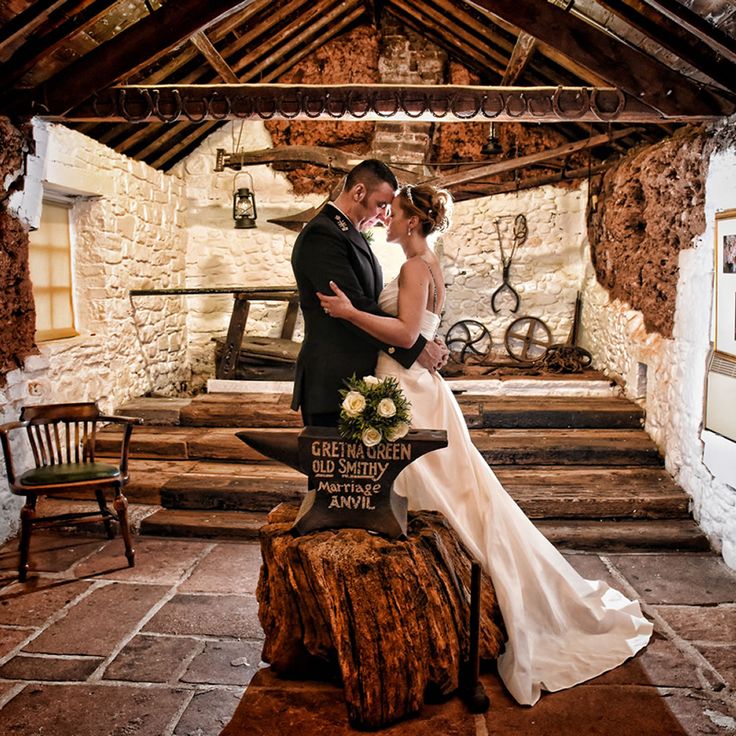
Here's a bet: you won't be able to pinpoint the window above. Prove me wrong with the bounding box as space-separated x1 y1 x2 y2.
28 198 77 341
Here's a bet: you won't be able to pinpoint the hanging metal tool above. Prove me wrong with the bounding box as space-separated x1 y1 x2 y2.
491 213 527 313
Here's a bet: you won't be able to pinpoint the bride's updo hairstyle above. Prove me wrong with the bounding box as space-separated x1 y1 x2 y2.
397 184 453 237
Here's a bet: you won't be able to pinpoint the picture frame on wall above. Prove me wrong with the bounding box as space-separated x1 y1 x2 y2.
715 209 736 359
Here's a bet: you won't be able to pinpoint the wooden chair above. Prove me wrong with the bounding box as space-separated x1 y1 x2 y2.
0 402 143 581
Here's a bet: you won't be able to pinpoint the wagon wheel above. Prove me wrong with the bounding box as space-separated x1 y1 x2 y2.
445 320 492 363
504 316 552 362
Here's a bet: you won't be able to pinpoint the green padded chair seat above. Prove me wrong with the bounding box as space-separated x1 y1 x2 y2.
19 462 121 487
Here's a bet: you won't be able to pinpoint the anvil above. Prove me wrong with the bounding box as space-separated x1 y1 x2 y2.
237 427 447 538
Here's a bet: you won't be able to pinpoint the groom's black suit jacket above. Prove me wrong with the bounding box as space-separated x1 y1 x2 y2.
291 204 427 416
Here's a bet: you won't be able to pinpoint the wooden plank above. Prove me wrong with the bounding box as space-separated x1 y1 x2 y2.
190 31 240 83
139 508 266 539
470 428 663 466
0 0 66 54
508 487 688 520
115 397 193 425
501 31 537 85
94 427 198 459
536 519 710 552
494 465 680 491
469 0 733 117
160 473 306 511
189 392 288 404
479 397 644 428
187 428 299 461
179 399 302 428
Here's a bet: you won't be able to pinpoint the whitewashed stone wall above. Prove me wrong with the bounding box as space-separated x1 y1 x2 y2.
171 121 322 386
440 185 588 353
0 121 190 544
579 122 736 569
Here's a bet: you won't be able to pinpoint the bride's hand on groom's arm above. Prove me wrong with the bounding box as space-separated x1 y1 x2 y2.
317 281 355 320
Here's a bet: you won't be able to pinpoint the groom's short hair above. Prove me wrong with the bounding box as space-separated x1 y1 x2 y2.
345 159 398 193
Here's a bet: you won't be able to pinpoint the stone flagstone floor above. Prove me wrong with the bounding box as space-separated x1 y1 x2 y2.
0 530 734 735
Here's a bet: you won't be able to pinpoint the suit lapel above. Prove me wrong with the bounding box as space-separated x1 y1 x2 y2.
325 205 383 299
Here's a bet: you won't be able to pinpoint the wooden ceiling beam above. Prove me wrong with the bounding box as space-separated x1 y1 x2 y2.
0 0 121 88
143 9 364 167
449 161 611 200
501 32 537 85
231 0 357 75
593 0 736 92
10 0 260 117
429 127 639 187
643 0 736 64
466 0 734 117
61 84 689 124
190 32 240 83
387 3 506 76
132 0 274 85
0 0 66 55
218 0 336 66
214 145 369 171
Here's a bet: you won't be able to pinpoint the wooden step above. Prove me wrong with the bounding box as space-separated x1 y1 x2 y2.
137 510 708 551
496 466 689 519
97 426 662 466
457 396 644 429
139 508 266 539
118 394 644 430
95 426 288 461
160 472 306 511
536 519 710 552
142 462 686 519
473 429 662 466
178 393 301 428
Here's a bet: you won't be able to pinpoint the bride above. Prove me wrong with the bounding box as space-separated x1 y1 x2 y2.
317 183 653 707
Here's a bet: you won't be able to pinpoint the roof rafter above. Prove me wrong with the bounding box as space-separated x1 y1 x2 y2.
466 0 734 116
12 0 260 117
593 0 736 92
430 127 639 187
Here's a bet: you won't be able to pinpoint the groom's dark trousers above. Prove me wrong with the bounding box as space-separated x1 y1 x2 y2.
291 203 426 422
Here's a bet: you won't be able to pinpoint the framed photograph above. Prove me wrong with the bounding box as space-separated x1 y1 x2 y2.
715 209 736 358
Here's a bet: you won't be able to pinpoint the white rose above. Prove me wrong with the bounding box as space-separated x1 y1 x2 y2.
377 398 396 418
361 427 382 447
342 391 366 417
363 375 381 386
386 422 410 441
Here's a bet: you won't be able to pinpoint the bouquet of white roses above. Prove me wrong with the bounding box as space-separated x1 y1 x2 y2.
338 374 412 446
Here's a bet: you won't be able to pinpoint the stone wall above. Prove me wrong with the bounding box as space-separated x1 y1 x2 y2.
580 119 736 569
441 185 588 355
0 120 190 543
170 121 321 387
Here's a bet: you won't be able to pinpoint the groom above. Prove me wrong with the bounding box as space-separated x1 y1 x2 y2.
291 159 447 427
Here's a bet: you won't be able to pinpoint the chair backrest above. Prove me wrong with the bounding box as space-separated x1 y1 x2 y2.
20 402 102 468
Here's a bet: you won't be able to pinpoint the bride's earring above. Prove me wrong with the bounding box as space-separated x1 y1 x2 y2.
408 227 413 237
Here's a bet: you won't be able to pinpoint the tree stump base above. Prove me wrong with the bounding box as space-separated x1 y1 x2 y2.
257 502 505 730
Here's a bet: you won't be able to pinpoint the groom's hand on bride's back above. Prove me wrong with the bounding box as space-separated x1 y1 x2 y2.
417 337 449 373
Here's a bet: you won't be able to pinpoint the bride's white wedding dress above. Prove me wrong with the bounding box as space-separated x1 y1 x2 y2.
375 277 653 706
